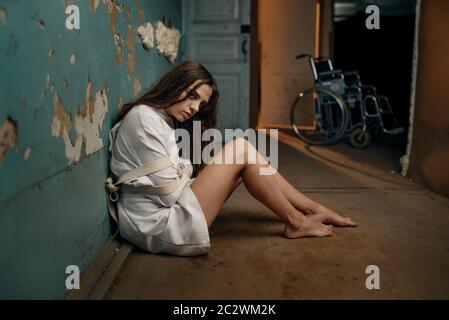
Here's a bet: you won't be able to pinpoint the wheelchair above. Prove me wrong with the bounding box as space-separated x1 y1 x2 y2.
290 54 404 148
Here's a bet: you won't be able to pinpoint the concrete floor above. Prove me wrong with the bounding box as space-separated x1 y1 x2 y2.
106 132 449 299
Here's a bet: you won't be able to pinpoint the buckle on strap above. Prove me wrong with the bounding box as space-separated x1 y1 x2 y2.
176 163 184 177
105 177 119 202
176 163 189 177
105 161 189 198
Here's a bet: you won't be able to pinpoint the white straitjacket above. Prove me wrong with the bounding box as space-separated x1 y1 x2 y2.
108 104 210 256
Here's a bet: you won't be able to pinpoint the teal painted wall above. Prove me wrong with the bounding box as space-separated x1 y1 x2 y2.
0 0 182 299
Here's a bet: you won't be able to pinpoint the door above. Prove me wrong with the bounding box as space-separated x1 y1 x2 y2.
183 0 251 134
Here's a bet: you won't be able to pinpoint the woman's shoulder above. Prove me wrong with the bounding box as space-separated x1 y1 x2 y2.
125 104 168 133
127 104 161 120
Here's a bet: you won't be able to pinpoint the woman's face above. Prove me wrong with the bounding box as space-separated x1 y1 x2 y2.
165 80 213 122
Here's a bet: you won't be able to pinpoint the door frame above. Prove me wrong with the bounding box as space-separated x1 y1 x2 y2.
249 0 260 129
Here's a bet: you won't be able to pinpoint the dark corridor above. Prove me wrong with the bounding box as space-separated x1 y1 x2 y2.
333 3 416 147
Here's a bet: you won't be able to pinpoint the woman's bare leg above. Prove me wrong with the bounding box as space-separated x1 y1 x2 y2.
272 172 358 227
224 177 242 203
222 169 357 227
190 138 332 238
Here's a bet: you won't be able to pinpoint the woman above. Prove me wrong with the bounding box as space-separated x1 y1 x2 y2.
107 61 357 256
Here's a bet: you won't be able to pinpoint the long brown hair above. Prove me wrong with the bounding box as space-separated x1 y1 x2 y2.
116 61 220 177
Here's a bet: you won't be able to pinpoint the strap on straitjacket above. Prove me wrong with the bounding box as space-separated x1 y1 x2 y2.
104 158 190 239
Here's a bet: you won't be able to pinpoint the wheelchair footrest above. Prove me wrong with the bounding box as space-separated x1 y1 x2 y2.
384 127 404 135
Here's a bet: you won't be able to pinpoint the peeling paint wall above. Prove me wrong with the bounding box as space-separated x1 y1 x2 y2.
137 22 155 49
0 6 7 26
0 117 18 165
50 82 109 164
137 20 181 63
155 21 181 63
0 0 182 299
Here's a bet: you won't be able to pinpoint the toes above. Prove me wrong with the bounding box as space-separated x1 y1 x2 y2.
345 217 358 227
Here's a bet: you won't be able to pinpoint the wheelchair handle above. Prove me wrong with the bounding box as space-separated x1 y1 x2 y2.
296 53 330 62
295 53 319 81
295 54 312 60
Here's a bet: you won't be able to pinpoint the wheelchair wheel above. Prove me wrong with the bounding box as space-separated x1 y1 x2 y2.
367 118 386 142
290 86 349 145
349 128 371 148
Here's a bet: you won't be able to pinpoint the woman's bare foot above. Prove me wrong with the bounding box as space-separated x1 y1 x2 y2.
283 217 333 239
305 204 358 227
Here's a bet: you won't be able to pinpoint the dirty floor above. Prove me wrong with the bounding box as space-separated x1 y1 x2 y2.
105 132 449 299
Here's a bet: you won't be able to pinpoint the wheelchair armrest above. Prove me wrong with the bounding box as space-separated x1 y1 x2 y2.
343 71 360 78
362 85 377 95
346 85 362 94
343 71 360 82
318 70 344 81
320 69 343 76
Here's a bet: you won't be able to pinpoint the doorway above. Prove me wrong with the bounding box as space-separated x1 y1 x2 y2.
333 0 417 153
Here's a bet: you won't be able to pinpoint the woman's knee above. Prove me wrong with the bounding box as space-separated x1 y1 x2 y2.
223 138 258 164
